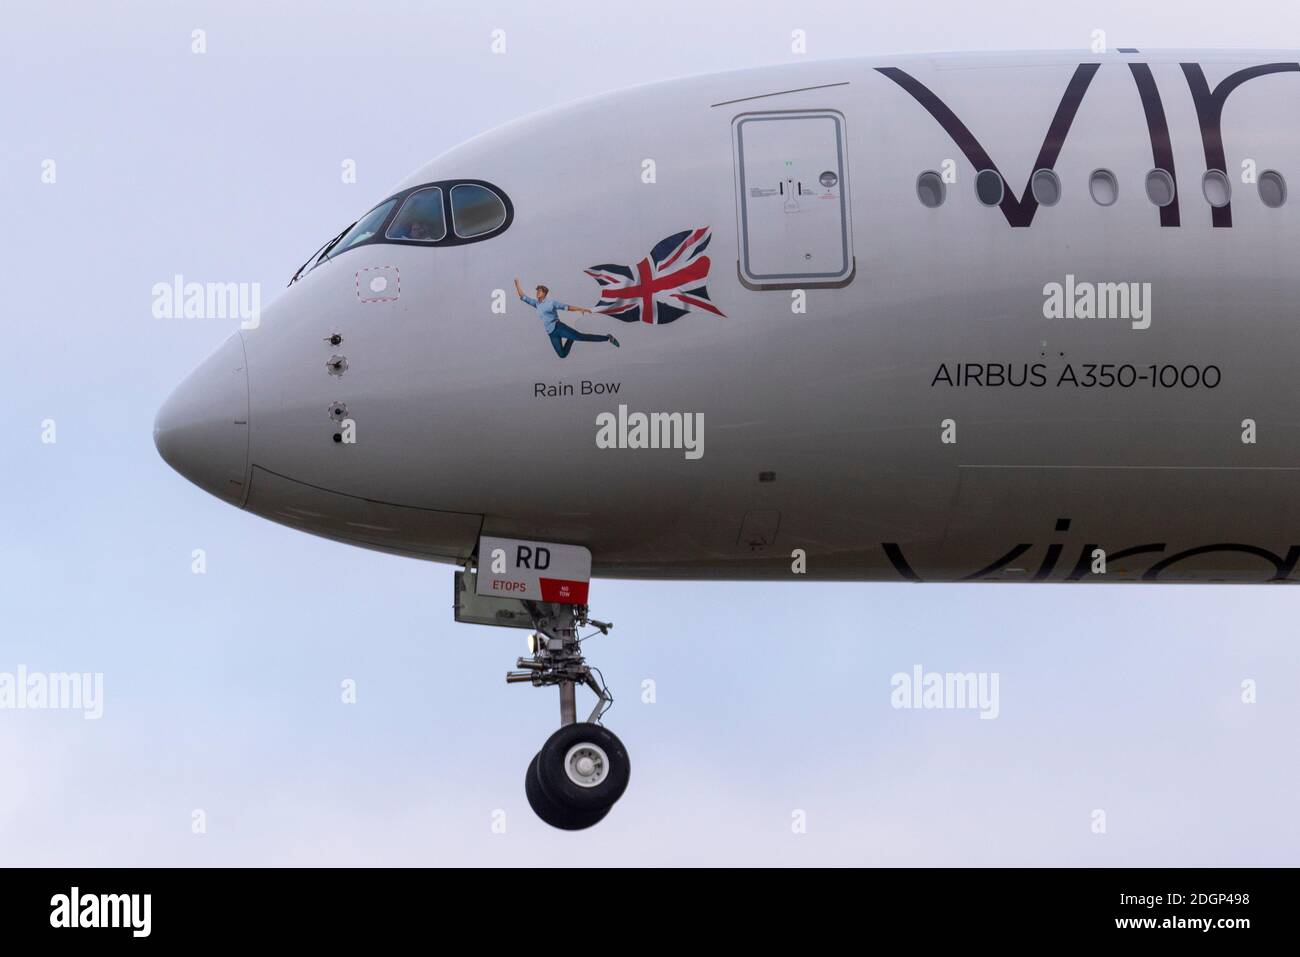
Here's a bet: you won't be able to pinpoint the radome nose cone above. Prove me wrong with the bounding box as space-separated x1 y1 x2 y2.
154 333 250 506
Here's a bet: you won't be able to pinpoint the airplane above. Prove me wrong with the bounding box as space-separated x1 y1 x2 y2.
155 48 1300 828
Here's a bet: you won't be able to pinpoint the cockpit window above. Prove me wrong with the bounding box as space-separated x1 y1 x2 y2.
451 184 507 238
325 199 397 260
291 180 512 282
386 187 446 242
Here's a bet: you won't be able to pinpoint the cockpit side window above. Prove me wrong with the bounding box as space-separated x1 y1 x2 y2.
386 187 447 242
326 199 398 260
451 183 508 238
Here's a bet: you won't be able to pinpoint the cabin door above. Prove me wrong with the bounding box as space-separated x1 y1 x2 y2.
732 109 854 288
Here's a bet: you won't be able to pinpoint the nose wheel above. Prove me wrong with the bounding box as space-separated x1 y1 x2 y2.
507 603 630 830
524 723 630 829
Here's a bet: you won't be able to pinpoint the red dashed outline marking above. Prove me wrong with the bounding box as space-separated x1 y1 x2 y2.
356 266 400 303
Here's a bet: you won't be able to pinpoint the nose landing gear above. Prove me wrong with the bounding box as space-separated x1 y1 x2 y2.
507 602 630 829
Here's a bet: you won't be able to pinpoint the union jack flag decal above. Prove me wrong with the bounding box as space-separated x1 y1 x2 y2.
585 227 725 325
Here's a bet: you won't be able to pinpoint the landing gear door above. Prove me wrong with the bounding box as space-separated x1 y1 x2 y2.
732 109 854 288
454 569 535 629
475 536 591 605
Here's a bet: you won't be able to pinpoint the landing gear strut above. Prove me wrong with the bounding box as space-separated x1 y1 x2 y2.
506 602 630 829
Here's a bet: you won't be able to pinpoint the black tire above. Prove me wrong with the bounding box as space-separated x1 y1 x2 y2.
525 752 610 830
536 723 630 813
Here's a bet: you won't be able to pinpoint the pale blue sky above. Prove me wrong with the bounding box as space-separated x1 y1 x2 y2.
2 0 1298 865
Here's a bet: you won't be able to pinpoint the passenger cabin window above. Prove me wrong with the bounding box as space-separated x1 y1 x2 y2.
451 184 507 238
1202 170 1231 208
1258 170 1287 208
1089 169 1119 206
975 169 1004 206
1144 169 1176 207
386 187 446 242
1031 169 1061 206
915 170 946 208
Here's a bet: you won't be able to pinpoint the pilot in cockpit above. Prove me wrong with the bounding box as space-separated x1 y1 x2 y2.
394 219 435 241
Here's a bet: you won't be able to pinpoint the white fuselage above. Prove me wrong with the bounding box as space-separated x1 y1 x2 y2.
155 50 1300 583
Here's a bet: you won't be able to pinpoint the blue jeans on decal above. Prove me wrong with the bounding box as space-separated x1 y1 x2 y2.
549 321 608 358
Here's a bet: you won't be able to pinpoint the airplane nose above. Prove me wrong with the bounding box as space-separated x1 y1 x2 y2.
154 332 251 507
